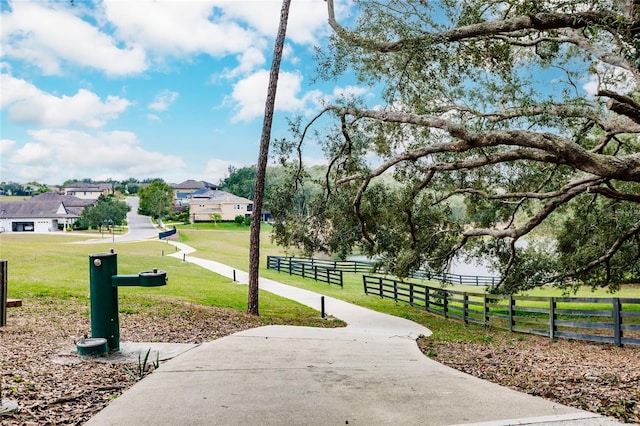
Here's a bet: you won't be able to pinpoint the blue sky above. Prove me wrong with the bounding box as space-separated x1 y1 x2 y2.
1 0 365 185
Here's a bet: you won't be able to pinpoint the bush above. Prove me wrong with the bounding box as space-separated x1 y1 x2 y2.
234 215 245 225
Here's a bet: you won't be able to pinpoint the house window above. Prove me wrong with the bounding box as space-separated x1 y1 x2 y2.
247 204 253 212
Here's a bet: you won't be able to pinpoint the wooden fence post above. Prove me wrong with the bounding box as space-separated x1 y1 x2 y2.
463 293 469 324
443 292 449 318
409 282 414 306
425 288 430 311
613 298 622 347
484 293 489 327
508 295 514 333
549 297 556 341
1 260 7 327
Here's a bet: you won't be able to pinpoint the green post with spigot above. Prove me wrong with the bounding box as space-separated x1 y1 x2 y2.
81 249 167 355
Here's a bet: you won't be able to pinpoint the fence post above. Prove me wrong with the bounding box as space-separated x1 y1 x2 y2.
288 258 292 275
302 263 306 279
549 297 556 341
443 291 449 318
508 295 514 333
409 282 414 306
425 288 430 311
363 276 368 295
613 298 622 347
484 293 489 327
379 277 383 298
393 280 398 302
463 293 469 324
1 260 7 327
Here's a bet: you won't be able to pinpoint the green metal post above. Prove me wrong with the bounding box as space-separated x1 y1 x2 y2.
89 251 120 351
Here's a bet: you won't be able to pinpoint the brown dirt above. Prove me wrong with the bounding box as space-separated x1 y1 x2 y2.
418 332 640 423
1 298 639 425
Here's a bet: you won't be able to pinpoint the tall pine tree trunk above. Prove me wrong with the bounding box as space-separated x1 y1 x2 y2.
248 0 291 315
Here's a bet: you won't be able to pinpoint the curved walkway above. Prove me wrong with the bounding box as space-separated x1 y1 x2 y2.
87 241 620 425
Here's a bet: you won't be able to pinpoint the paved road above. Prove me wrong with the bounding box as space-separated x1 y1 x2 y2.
81 196 159 244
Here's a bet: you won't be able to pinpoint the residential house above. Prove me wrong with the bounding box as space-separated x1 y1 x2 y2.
0 193 93 233
172 180 218 200
64 183 113 200
188 189 253 222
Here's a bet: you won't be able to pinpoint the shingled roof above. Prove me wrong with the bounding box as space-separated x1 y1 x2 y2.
172 180 218 191
0 194 91 219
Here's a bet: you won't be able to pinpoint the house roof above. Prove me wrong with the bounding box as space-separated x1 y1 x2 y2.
29 193 94 207
173 180 218 191
0 200 75 219
188 189 252 204
0 193 90 219
64 183 112 192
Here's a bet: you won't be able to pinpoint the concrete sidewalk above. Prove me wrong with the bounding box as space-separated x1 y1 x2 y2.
87 243 620 425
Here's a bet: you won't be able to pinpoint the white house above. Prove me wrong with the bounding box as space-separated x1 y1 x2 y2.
0 194 93 233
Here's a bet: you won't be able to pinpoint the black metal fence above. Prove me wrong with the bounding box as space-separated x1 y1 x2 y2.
363 275 640 347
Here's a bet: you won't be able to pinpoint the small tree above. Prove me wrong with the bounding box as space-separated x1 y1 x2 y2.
210 212 222 226
82 195 130 233
138 180 173 219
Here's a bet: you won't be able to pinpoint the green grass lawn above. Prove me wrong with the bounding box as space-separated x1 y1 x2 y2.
0 232 339 327
175 227 639 339
4 226 635 344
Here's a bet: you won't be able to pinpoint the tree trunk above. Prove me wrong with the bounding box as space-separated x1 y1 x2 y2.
248 0 291 315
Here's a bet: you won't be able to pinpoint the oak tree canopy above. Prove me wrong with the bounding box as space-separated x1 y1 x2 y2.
272 0 640 292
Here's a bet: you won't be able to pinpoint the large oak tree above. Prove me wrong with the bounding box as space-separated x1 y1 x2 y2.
272 0 640 292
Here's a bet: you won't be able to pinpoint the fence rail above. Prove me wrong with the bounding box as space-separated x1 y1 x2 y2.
363 275 640 347
267 256 344 287
409 270 498 287
266 256 498 287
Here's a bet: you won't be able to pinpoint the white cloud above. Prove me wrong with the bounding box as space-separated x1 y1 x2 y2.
0 73 42 109
230 48 267 78
331 85 369 100
229 70 323 122
203 158 245 183
221 0 330 46
0 139 17 156
302 156 328 167
1 2 147 76
149 90 179 112
4 129 185 183
103 1 256 58
1 73 130 129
